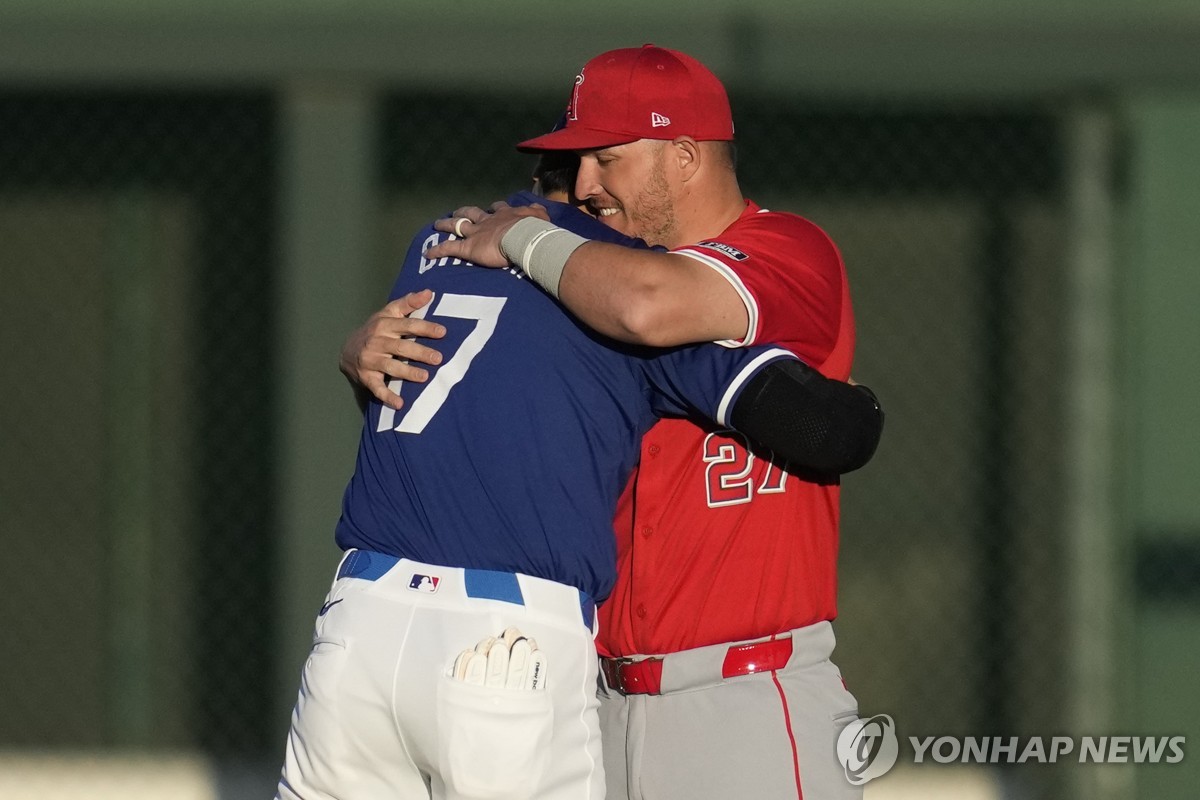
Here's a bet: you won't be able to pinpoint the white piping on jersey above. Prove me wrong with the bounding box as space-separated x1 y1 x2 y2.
715 347 795 426
674 247 760 348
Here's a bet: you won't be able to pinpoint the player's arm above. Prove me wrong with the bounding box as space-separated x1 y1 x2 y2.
643 346 882 475
340 289 446 413
555 243 746 346
425 204 747 346
730 359 883 475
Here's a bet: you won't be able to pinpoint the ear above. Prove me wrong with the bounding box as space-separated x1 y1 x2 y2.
670 136 701 181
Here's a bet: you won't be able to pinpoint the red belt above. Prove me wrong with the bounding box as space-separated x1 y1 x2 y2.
600 637 793 696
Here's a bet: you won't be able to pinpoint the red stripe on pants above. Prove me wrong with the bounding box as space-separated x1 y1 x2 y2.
771 669 804 798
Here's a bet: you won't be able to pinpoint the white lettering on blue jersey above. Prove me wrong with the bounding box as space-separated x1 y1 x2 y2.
377 293 507 434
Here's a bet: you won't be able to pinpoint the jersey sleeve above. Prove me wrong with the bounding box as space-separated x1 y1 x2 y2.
671 211 845 365
639 343 798 427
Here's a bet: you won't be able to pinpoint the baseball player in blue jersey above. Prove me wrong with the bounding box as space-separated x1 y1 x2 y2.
276 189 882 800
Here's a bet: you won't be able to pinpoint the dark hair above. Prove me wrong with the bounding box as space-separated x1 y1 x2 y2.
717 140 737 171
531 151 579 198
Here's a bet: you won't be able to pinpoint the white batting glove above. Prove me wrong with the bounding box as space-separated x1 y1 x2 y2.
451 627 548 691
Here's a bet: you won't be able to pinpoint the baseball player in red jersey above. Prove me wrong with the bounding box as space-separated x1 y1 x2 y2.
426 45 864 799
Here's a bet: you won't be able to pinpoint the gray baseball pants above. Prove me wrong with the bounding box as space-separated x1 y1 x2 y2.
598 621 862 800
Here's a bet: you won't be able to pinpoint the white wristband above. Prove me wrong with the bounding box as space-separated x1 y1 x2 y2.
500 217 588 299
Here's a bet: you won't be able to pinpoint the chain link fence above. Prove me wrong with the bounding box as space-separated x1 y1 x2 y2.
1 86 1090 799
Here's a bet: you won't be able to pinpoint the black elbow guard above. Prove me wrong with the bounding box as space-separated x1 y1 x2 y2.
729 360 884 475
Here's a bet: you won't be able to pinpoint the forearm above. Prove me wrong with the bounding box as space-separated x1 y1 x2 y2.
429 211 751 346
730 360 883 475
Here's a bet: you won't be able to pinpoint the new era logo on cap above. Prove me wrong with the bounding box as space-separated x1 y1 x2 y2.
517 44 734 153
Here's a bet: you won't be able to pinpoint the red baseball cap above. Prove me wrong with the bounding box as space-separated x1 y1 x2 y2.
517 44 734 153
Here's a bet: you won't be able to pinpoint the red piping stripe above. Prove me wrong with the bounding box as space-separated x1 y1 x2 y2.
770 633 803 799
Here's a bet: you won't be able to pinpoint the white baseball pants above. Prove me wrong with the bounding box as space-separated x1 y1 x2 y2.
276 550 604 800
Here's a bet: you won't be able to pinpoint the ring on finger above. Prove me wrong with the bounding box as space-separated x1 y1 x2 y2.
453 217 468 238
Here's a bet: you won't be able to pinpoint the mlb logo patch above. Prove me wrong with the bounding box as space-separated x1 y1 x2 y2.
409 574 440 593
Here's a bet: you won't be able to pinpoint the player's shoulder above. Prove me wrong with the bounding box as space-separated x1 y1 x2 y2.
684 203 842 270
736 204 838 251
402 221 445 261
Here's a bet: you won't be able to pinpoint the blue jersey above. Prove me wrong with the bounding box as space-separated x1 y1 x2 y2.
334 192 794 602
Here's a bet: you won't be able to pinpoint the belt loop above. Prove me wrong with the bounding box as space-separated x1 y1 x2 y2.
464 569 524 605
338 550 397 581
720 637 792 679
336 549 366 580
332 548 356 582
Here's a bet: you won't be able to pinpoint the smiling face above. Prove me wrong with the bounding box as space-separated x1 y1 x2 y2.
574 139 681 248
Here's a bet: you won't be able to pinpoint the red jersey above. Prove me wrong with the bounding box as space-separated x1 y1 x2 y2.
597 200 855 657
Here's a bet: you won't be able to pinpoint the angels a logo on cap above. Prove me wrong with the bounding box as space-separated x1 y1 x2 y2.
567 69 585 122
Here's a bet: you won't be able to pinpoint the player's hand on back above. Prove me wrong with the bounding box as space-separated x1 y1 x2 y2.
427 201 551 268
340 289 447 411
